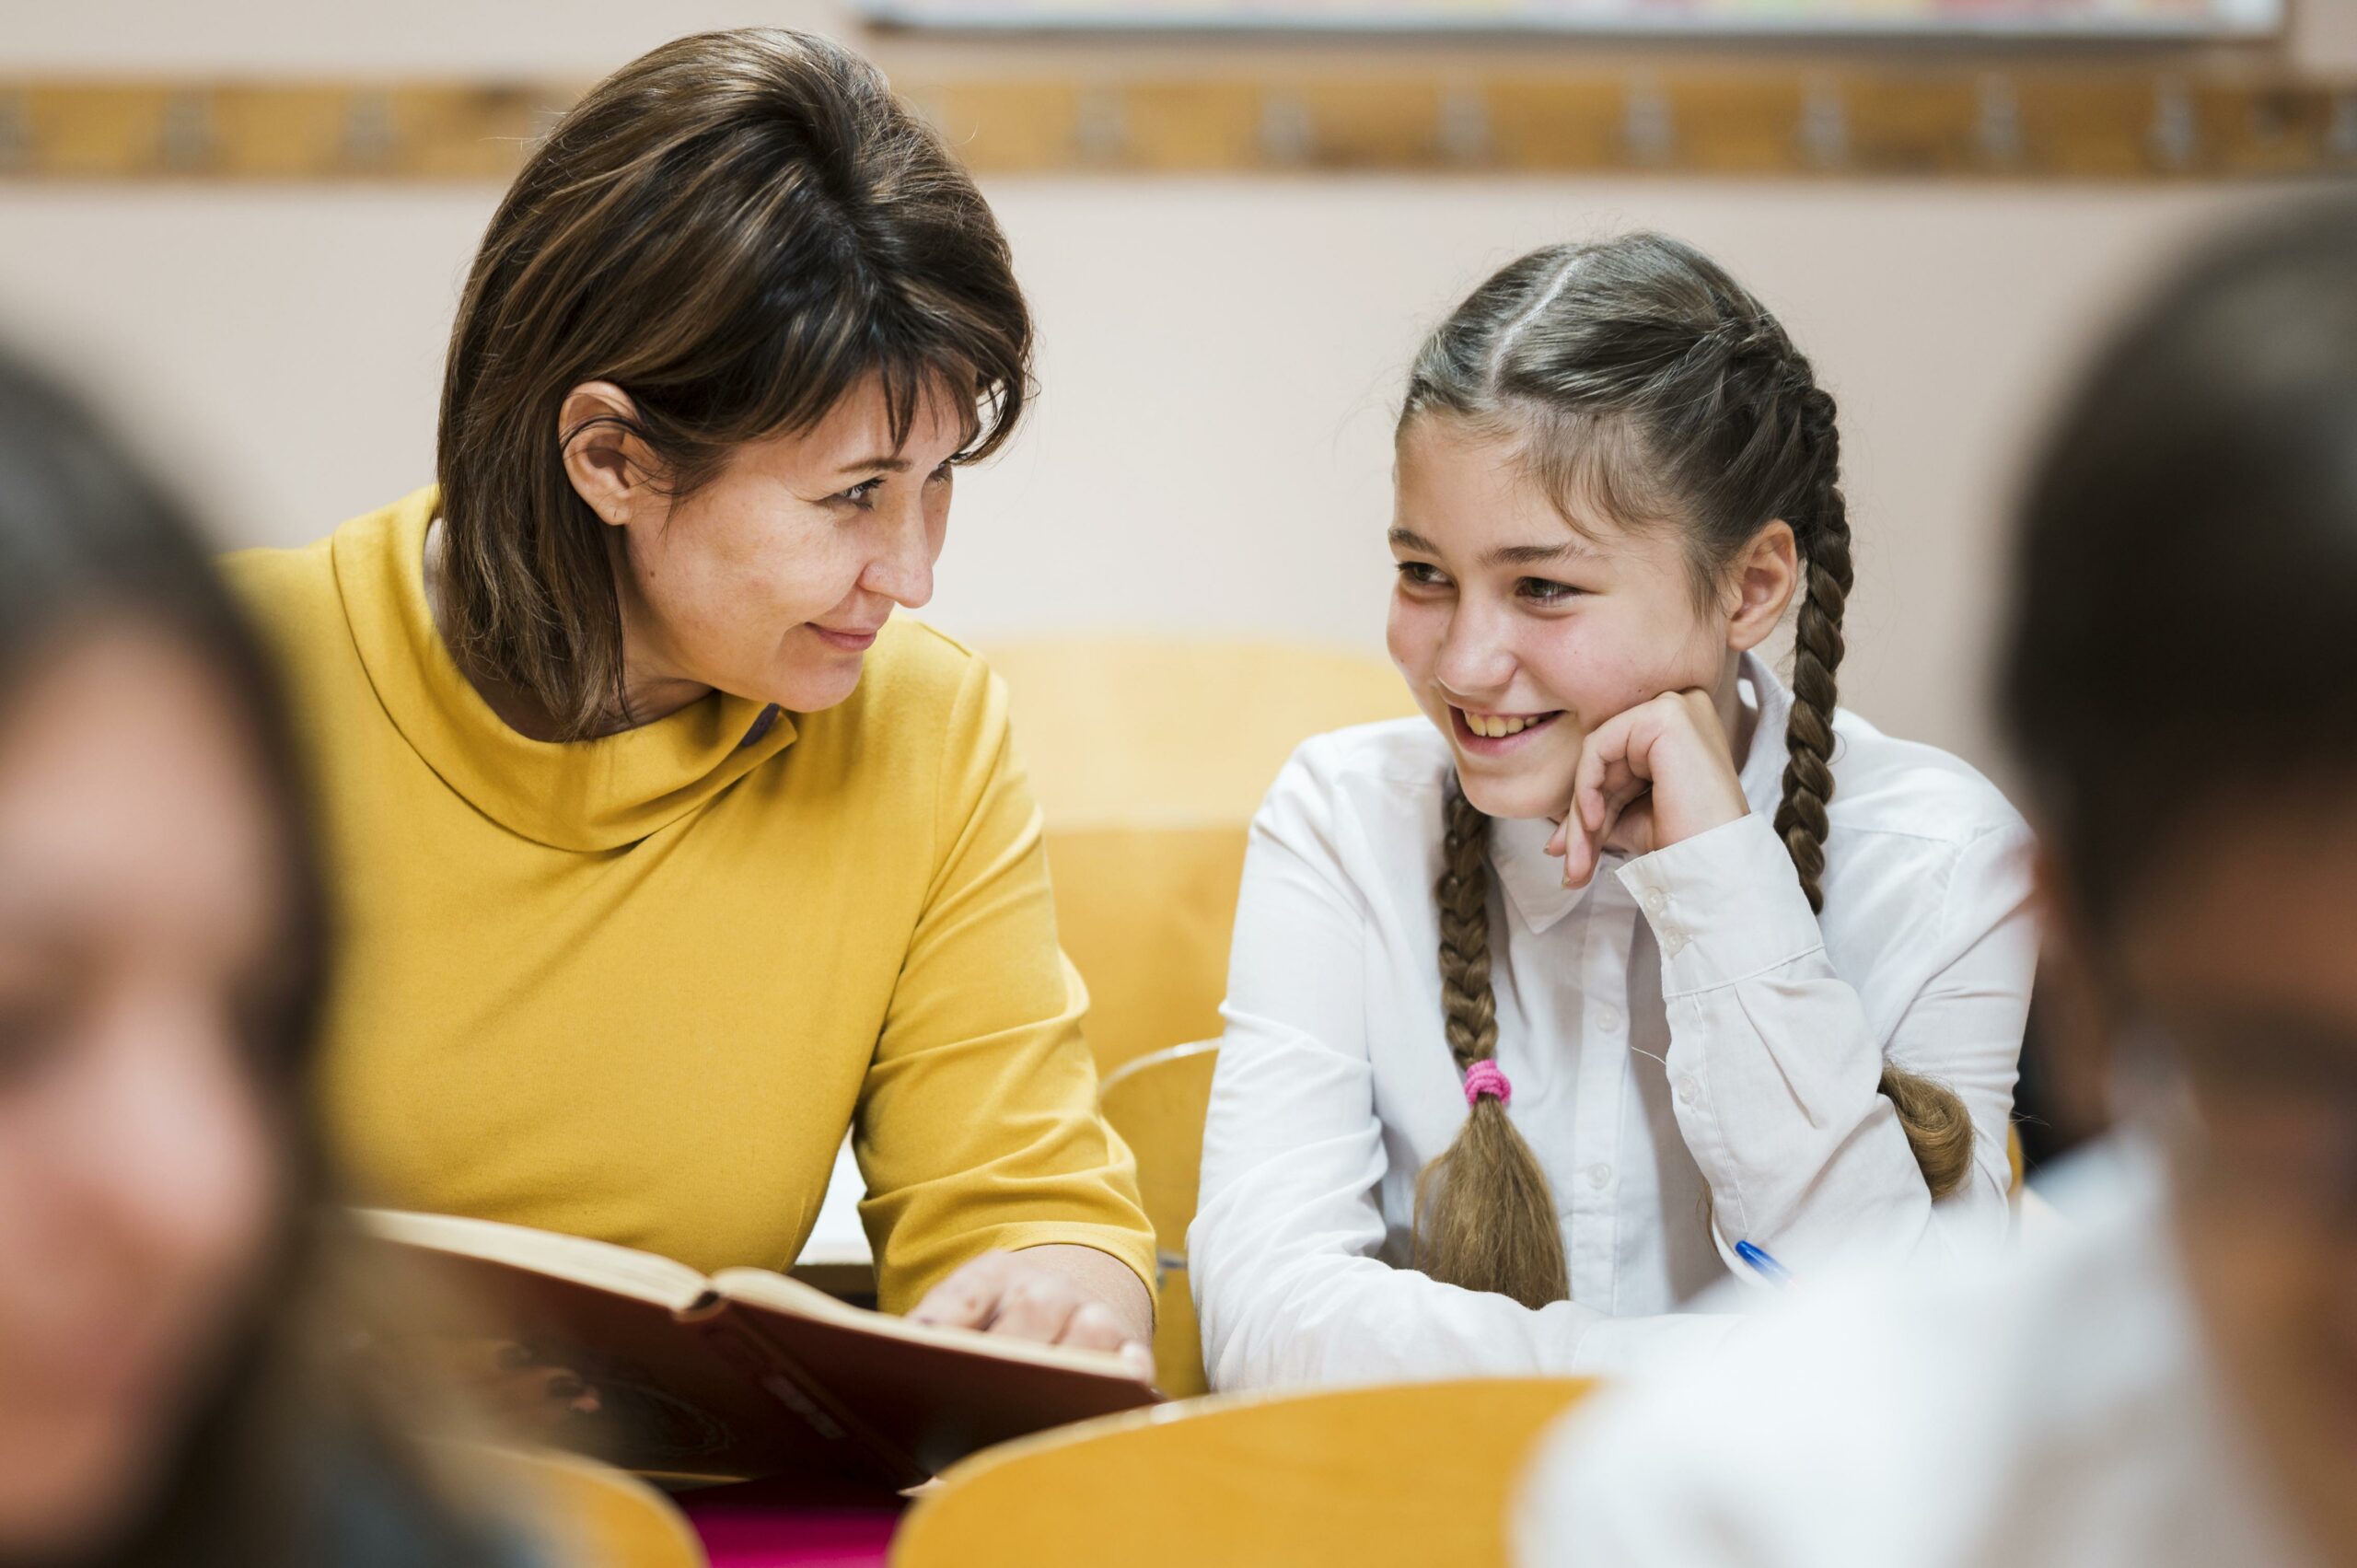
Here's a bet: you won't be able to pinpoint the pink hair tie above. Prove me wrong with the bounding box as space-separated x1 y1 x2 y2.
1462 1060 1513 1108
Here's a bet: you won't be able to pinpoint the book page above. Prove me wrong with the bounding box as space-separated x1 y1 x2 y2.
710 1270 1159 1478
710 1267 1134 1379
354 1208 712 1310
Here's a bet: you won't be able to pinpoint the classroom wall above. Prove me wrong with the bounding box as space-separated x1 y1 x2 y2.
0 1 2345 784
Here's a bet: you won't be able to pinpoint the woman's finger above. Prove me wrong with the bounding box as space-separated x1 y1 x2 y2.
906 1253 1011 1330
1060 1305 1156 1383
1057 1302 1132 1353
986 1275 1083 1344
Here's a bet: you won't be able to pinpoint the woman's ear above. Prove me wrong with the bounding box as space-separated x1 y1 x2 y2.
1724 520 1800 654
558 382 651 528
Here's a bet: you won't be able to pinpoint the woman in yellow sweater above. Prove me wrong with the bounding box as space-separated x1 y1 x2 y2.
229 29 1155 1368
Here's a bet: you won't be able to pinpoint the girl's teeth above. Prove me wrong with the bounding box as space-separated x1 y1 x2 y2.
1466 712 1538 738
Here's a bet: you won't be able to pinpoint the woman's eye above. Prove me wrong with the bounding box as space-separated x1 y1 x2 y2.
1519 577 1584 607
835 478 885 508
927 460 955 484
1395 562 1450 590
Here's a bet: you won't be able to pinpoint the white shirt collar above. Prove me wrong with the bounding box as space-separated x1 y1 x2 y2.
1491 651 1795 935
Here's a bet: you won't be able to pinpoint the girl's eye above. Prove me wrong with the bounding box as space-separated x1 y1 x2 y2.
927 460 955 484
1519 577 1585 607
1396 562 1450 590
835 477 885 508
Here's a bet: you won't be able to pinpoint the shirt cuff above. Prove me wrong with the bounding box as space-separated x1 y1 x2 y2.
1615 814 1825 998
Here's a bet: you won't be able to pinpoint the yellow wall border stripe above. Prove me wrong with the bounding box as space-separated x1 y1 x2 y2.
0 68 2351 181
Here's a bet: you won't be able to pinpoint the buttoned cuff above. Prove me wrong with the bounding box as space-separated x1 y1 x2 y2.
1615 814 1826 998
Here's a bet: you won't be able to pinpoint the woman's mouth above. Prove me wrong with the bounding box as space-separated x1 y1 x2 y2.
809 622 882 653
1450 705 1563 754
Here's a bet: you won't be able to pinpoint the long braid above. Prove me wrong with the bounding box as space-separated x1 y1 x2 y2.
1435 787 1499 1070
1411 788 1571 1309
1771 386 1849 914
1775 384 1975 1201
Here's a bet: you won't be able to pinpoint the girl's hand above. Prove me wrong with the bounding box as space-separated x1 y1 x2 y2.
1547 689 1749 889
906 1248 1156 1381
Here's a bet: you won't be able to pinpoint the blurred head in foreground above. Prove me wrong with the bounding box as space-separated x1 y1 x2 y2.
2002 200 2357 1561
0 354 516 1566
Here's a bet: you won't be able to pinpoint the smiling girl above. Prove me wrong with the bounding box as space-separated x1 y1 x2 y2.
1190 234 2038 1385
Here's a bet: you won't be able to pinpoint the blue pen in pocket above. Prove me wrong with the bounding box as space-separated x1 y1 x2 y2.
1735 1239 1796 1289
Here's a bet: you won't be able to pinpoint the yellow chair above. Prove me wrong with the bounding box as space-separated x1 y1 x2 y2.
439 1443 708 1568
987 637 1415 1074
891 1377 1597 1568
1096 1040 1221 1396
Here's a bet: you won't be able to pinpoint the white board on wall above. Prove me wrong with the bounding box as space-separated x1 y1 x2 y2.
854 0 2282 39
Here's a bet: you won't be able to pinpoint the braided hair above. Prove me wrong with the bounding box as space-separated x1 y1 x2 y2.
1399 236 1973 1303
1411 788 1572 1308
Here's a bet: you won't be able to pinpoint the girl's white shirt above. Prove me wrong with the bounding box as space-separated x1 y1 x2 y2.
1189 651 2038 1388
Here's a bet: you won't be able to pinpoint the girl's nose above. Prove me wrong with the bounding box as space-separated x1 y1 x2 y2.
1434 610 1516 700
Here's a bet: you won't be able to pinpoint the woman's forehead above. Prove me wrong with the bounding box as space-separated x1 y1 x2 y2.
746 370 976 482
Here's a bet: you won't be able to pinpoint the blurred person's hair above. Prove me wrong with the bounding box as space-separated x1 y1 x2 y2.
2001 199 2357 936
437 26 1033 738
1396 233 1972 1309
0 350 520 1568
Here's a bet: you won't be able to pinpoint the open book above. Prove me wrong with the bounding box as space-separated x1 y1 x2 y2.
354 1209 1160 1491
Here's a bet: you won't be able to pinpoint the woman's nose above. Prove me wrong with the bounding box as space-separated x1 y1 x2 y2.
863 544 934 610
862 498 940 610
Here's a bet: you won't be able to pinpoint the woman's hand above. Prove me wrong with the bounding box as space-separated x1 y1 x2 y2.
1547 689 1749 889
906 1245 1155 1381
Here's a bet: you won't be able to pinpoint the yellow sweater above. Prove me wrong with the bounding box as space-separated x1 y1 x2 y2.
228 487 1153 1311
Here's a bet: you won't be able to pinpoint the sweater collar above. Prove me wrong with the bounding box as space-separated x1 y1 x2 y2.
1491 650 1794 935
333 486 798 853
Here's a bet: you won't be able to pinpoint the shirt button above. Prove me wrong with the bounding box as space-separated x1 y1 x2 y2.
1595 1005 1623 1034
1675 1075 1701 1107
1641 886 1668 917
1659 926 1687 956
1587 1163 1612 1191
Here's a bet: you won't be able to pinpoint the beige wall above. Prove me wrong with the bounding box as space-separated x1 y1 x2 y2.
0 2 2344 784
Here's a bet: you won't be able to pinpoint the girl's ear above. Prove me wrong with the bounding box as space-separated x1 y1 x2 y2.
1724 519 1800 654
558 381 653 528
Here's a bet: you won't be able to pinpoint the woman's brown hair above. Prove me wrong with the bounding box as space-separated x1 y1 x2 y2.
437 28 1032 737
1399 234 1974 1307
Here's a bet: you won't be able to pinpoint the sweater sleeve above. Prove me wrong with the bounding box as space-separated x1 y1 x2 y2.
853 655 1156 1315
